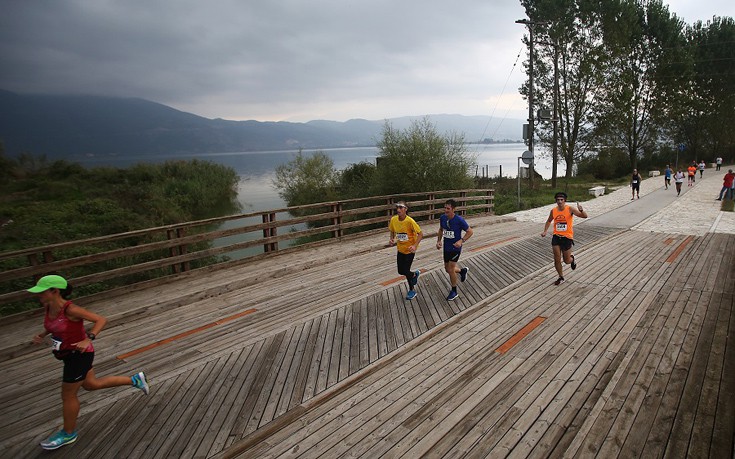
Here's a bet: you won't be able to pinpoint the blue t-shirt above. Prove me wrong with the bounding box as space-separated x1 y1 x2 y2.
440 214 469 253
664 167 672 178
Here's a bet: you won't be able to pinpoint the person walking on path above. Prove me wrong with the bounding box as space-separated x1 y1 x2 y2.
631 168 642 199
687 162 697 186
674 169 685 196
716 156 723 171
436 199 473 301
717 169 735 201
664 165 672 190
29 275 150 451
389 201 423 300
698 160 706 178
541 192 588 286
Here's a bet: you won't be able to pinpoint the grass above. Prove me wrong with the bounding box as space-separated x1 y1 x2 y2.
476 174 629 216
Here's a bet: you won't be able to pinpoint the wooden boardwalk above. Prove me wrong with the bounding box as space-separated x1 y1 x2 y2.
0 215 733 458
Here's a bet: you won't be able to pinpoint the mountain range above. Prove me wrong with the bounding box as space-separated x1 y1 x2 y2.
0 89 524 159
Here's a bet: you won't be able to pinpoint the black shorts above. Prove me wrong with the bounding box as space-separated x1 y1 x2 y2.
396 251 416 276
443 251 461 263
551 234 574 251
61 351 94 383
632 184 640 191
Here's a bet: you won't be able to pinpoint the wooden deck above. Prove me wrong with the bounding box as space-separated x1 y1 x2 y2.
0 215 733 458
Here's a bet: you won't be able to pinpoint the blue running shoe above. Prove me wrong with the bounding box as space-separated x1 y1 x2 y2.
132 371 150 395
447 291 459 301
460 267 469 283
40 430 77 450
411 269 420 286
406 290 417 300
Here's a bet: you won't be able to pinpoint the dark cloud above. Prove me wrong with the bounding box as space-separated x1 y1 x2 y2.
2 1 729 121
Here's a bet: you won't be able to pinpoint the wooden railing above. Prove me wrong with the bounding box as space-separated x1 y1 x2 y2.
0 189 493 310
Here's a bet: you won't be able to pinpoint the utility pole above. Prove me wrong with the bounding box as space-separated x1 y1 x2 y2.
516 18 548 188
552 41 559 188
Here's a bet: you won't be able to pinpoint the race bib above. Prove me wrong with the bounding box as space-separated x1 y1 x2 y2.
443 230 455 239
555 222 568 232
396 233 408 242
51 337 62 351
632 180 638 184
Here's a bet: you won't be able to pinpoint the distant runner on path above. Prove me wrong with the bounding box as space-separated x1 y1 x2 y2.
631 168 642 200
674 169 685 196
541 192 588 286
388 201 423 300
664 165 672 190
688 163 697 186
699 160 706 178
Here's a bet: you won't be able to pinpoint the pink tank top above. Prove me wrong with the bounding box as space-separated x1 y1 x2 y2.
44 301 93 352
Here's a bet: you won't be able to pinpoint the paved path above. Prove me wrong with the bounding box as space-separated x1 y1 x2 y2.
511 166 735 235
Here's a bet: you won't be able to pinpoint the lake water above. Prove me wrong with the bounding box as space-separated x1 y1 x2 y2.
78 143 564 212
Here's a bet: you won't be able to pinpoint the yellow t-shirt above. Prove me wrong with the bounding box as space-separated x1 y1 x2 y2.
389 215 422 254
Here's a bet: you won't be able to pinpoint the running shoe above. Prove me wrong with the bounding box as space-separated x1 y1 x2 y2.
460 267 469 283
554 277 565 286
447 291 459 301
571 255 576 270
40 430 77 450
132 371 150 395
406 290 417 300
411 269 420 286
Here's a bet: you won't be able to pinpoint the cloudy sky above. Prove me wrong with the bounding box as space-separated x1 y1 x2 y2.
1 1 732 123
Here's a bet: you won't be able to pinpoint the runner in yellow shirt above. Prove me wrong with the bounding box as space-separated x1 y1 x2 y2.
389 201 423 300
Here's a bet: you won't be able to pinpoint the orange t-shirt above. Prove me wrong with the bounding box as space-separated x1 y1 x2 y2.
552 205 574 239
687 166 696 176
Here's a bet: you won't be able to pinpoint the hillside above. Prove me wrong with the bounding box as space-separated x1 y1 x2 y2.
0 89 523 159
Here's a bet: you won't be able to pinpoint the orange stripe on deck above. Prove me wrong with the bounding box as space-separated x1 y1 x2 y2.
380 269 423 286
664 237 675 245
665 236 694 263
471 236 520 252
495 316 546 354
117 308 258 360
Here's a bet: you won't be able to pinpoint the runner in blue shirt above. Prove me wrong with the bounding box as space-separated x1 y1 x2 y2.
435 199 473 301
664 165 672 190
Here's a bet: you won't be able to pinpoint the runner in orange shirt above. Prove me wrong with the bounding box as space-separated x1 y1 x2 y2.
687 162 697 186
541 192 588 285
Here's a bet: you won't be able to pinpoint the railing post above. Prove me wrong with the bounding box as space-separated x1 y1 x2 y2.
262 212 278 253
486 189 494 214
428 193 436 220
331 203 343 239
177 228 190 272
167 229 181 274
386 198 395 217
459 191 467 216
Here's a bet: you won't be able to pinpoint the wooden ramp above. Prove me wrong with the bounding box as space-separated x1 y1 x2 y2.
0 216 733 458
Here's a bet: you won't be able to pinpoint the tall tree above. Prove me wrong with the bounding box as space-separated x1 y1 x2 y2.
673 16 735 163
520 0 608 180
595 0 686 168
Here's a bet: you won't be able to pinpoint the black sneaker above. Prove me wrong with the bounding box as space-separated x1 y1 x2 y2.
554 277 565 286
460 267 469 282
571 255 576 270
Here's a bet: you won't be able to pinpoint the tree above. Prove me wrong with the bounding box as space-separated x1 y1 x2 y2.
520 0 609 180
595 0 686 168
374 118 476 194
672 16 735 163
273 150 340 207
